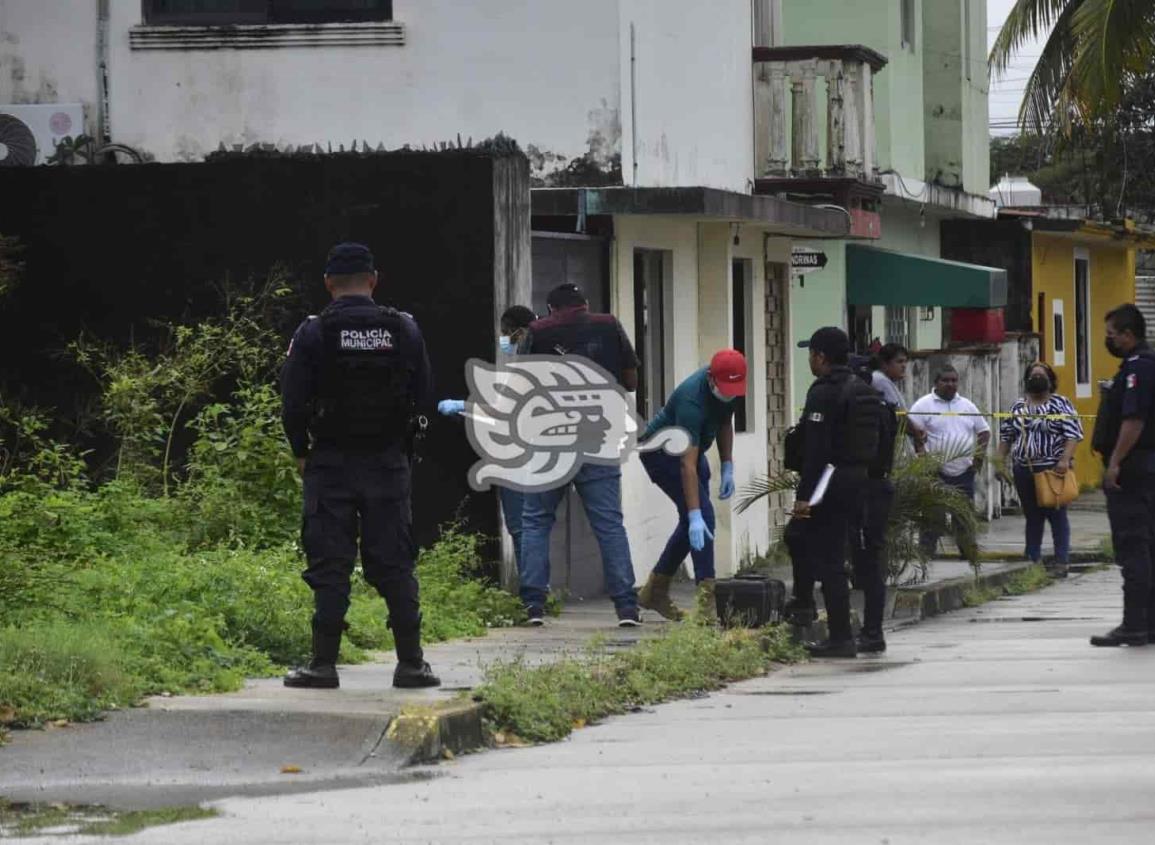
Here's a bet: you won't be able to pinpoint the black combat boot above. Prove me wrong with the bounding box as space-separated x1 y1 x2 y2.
392 625 441 689
856 629 887 654
806 638 858 658
284 628 342 688
1090 625 1148 647
1092 596 1150 647
784 598 818 626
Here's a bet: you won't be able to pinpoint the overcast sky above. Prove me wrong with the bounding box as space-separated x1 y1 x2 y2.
987 0 1049 136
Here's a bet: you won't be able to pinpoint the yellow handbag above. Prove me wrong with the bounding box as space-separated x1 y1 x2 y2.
1018 414 1078 508
1033 466 1079 508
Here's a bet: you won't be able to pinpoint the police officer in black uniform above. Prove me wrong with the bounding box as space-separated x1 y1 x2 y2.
848 355 899 654
784 327 881 658
1091 304 1155 647
281 243 440 688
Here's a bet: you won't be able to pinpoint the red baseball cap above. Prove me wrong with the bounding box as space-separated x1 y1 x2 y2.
709 349 747 398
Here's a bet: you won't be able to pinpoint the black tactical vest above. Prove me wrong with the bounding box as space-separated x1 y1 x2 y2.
1092 347 1155 458
783 370 885 473
311 301 414 449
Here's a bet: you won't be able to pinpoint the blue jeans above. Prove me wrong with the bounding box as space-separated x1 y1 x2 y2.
641 450 715 582
1013 463 1071 563
497 485 526 574
919 467 976 557
519 464 637 610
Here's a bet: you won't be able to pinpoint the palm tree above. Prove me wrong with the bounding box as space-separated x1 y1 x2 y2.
990 0 1155 133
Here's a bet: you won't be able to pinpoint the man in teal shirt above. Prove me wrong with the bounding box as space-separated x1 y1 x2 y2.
637 349 746 622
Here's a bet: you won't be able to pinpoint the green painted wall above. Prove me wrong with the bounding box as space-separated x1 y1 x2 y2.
788 240 846 408
922 0 989 194
781 0 925 181
787 204 944 403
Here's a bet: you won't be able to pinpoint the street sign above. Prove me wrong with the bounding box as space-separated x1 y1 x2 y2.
790 248 827 274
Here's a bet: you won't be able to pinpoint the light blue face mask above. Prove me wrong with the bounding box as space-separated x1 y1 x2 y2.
499 335 513 355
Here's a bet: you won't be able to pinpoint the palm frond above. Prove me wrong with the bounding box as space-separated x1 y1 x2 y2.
1068 0 1155 119
734 472 798 515
1018 0 1083 133
989 0 1074 75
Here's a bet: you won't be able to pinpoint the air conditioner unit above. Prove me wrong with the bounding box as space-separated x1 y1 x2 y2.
0 104 85 166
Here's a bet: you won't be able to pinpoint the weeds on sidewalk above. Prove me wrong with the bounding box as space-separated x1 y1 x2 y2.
962 564 1052 607
0 800 215 838
474 623 806 744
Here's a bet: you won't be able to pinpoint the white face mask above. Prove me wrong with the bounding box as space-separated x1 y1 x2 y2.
499 335 513 355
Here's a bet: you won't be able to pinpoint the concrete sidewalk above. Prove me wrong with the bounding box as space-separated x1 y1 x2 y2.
0 500 1112 812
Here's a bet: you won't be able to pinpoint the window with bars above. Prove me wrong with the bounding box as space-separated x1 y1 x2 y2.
143 0 393 26
885 306 912 349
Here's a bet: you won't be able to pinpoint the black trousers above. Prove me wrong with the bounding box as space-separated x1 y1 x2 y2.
849 476 894 636
301 448 422 659
786 468 867 641
1105 471 1155 632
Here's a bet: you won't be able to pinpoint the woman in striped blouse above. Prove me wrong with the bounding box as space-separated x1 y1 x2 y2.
997 362 1084 577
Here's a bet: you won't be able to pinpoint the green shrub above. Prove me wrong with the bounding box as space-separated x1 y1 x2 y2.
476 623 804 743
181 385 301 549
0 623 140 726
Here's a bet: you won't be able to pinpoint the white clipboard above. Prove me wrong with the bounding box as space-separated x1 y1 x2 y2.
808 464 836 506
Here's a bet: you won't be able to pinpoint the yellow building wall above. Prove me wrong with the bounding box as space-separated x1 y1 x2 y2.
1031 233 1137 486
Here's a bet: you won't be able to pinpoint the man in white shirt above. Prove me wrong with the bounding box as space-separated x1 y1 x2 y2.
908 365 991 556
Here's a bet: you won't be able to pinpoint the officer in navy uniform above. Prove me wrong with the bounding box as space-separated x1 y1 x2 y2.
281 243 439 688
784 327 881 658
1091 304 1155 647
847 355 899 655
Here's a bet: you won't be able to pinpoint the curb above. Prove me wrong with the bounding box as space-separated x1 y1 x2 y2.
386 699 488 765
891 561 1037 623
392 562 1068 766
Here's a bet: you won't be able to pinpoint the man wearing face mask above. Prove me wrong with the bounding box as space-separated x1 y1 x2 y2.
436 305 538 608
636 349 747 624
1090 304 1155 647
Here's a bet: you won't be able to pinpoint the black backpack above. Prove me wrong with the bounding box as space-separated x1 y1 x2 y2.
838 373 884 466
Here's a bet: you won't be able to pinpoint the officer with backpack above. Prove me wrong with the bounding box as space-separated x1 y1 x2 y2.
280 243 440 690
848 354 899 654
784 327 882 658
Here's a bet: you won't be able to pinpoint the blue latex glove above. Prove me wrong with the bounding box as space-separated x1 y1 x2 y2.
437 398 465 417
719 460 735 500
687 508 714 552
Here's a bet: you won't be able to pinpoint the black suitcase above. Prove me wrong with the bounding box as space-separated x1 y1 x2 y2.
714 574 786 628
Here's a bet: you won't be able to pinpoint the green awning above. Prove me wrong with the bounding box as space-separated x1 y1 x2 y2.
847 244 1007 308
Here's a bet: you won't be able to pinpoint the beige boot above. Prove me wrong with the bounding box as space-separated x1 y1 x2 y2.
694 578 718 626
638 572 685 621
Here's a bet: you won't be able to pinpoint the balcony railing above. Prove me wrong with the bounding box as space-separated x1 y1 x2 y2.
752 45 887 182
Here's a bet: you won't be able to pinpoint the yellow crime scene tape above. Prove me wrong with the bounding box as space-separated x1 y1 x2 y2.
894 410 1098 421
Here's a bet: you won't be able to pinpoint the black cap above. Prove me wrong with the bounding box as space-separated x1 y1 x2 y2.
325 242 375 275
546 283 587 309
798 326 850 358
